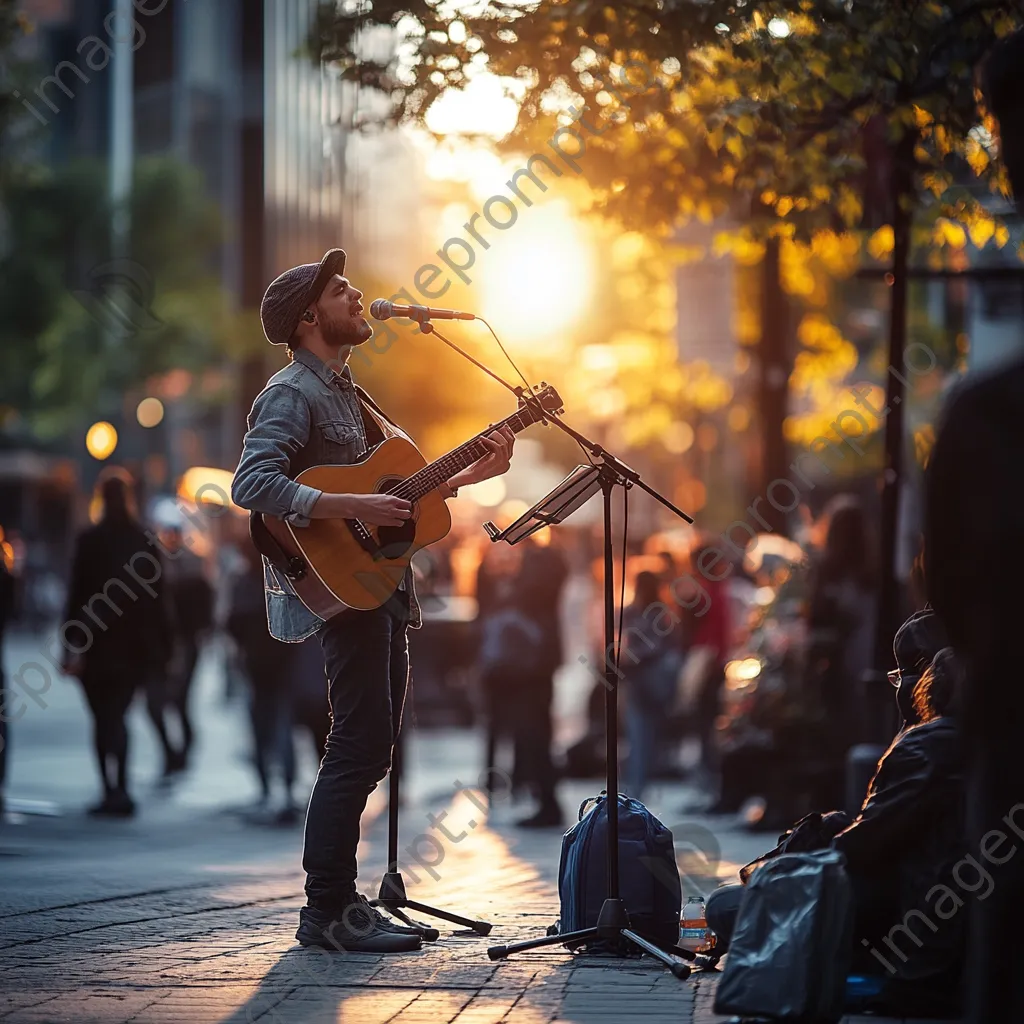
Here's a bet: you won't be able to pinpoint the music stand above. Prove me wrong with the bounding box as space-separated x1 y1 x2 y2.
481 464 601 545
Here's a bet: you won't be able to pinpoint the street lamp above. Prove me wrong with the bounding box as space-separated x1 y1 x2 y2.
85 421 118 461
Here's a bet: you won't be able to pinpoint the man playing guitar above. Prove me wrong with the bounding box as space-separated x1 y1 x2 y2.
232 248 515 952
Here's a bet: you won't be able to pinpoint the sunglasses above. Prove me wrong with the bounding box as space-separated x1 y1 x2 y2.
887 668 902 687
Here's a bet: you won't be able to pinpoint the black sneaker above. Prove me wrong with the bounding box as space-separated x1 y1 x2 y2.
87 790 135 818
351 895 425 937
296 899 422 953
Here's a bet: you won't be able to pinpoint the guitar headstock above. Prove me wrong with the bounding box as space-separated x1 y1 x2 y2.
519 382 564 421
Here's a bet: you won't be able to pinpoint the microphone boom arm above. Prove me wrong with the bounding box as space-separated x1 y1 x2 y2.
417 321 522 396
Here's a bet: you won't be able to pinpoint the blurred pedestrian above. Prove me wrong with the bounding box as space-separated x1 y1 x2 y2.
62 470 172 816
687 538 732 781
160 524 213 768
622 571 682 802
925 28 1024 1023
513 535 568 828
478 562 534 798
656 549 677 585
806 496 877 749
227 543 297 819
476 541 523 794
290 634 330 769
0 535 15 814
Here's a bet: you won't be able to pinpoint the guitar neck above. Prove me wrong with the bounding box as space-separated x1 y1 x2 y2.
392 404 540 502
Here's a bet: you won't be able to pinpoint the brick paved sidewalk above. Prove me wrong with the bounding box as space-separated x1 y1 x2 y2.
0 785 951 1024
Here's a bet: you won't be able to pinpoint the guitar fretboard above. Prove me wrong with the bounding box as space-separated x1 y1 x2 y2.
388 405 540 502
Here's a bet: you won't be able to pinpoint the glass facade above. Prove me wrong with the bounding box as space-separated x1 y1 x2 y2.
263 0 348 277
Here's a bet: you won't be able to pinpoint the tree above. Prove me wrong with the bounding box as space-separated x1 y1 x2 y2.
313 2 1020 509
314 1 1017 221
0 1 32 154
0 157 234 442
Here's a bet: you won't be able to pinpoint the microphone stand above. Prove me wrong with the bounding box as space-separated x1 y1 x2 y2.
415 319 695 978
363 317 498 940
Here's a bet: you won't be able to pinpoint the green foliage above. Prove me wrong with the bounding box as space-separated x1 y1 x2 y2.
0 1 33 146
313 0 1022 236
0 157 230 440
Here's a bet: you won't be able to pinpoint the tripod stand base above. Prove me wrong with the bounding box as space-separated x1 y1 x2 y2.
486 899 690 979
370 871 492 939
671 946 722 972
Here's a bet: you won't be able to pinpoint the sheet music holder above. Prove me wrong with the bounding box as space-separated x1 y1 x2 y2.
482 464 601 546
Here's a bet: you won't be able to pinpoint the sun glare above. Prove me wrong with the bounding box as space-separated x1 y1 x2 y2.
426 146 520 204
425 73 519 138
478 204 594 348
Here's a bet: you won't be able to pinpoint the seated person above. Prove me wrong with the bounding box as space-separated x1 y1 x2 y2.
707 641 965 1017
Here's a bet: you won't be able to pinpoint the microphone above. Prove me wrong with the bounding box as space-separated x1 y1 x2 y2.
369 299 476 322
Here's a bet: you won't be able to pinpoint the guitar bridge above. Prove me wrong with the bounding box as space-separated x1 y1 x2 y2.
345 519 386 561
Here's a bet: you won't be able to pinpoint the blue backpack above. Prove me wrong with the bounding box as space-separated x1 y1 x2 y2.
557 793 681 951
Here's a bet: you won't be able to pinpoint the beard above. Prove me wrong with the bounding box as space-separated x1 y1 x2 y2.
321 310 372 347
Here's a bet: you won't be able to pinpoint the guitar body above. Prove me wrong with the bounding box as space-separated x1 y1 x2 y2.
256 382 564 619
261 436 452 618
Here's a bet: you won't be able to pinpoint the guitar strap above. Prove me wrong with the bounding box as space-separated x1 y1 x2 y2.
354 385 412 448
249 512 307 581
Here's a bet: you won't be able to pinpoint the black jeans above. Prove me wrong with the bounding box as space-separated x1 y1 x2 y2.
302 595 410 913
247 658 296 800
80 663 138 794
514 671 558 808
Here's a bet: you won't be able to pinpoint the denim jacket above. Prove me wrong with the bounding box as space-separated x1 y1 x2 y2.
231 348 420 640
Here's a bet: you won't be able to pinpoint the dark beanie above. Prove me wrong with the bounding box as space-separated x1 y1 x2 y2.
260 248 346 346
894 608 949 675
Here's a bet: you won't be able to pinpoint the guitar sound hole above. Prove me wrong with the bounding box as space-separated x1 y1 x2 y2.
376 478 416 560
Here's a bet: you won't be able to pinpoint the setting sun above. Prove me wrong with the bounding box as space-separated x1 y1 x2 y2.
477 203 595 348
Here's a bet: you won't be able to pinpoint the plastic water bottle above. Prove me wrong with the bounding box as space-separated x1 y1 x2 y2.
680 896 712 953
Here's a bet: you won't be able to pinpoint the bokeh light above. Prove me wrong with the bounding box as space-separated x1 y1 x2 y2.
177 467 241 514
697 423 719 452
85 421 118 461
664 421 695 454
497 498 530 524
727 405 752 432
676 478 707 512
464 477 507 507
136 397 165 428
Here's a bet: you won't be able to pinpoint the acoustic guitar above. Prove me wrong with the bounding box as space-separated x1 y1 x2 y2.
261 384 564 618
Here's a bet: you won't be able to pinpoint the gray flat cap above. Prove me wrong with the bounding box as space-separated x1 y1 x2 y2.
260 248 347 346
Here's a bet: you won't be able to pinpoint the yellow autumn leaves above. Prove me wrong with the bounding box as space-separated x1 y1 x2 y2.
867 209 1010 260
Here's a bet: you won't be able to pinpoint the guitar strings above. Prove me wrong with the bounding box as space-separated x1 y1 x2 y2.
386 405 538 502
